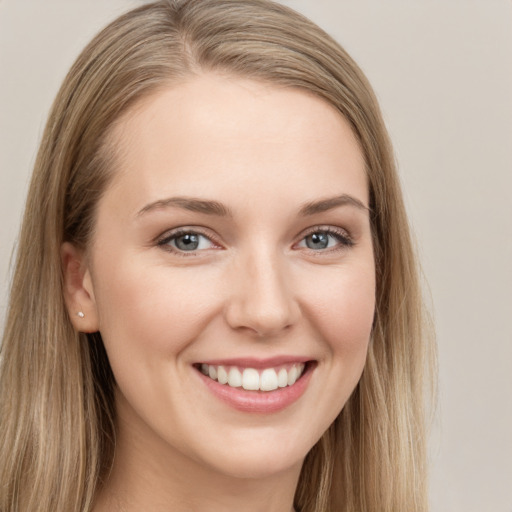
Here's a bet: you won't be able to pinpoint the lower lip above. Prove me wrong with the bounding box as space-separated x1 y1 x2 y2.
196 363 315 414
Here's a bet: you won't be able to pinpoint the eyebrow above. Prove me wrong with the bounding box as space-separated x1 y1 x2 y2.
137 193 369 218
298 194 370 216
137 197 233 217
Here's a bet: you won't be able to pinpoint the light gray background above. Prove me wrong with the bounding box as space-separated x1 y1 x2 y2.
1 1 511 510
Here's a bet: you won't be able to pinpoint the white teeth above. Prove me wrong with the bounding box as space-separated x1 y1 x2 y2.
260 368 278 391
287 366 298 385
277 368 288 388
242 368 260 390
199 362 307 392
228 367 242 388
217 365 228 384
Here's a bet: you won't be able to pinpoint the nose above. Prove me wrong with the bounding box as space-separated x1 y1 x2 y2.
224 250 301 338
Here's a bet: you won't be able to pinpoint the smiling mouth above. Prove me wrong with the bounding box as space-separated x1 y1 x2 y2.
195 362 310 392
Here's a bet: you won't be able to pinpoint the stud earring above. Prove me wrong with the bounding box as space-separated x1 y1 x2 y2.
77 311 85 318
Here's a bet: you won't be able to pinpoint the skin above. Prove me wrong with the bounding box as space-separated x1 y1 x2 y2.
62 74 376 512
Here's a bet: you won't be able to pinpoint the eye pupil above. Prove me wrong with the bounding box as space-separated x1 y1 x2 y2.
175 233 199 251
306 232 329 249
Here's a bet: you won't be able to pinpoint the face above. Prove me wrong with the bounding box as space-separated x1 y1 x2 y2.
69 75 375 481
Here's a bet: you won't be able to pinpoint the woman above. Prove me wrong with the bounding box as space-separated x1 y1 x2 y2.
0 1 435 510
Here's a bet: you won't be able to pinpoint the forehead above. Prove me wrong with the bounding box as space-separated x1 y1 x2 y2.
104 74 368 212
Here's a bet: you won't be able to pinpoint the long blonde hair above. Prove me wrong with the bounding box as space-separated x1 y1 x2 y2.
0 1 435 510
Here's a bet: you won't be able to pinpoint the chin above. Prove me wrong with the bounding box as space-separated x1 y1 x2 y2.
204 449 305 481
186 425 321 481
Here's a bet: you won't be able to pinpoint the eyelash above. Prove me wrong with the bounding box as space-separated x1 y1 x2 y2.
156 226 354 257
298 226 354 253
156 228 221 256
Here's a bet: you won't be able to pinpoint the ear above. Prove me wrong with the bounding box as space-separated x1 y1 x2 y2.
61 242 100 333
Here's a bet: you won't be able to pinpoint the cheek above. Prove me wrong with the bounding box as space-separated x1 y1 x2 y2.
91 257 222 360
293 258 375 435
301 261 375 358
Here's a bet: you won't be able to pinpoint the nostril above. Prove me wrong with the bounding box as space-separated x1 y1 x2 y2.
231 315 295 338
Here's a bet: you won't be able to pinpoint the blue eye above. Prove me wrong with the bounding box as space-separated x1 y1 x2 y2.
297 229 353 251
158 230 215 253
157 226 352 256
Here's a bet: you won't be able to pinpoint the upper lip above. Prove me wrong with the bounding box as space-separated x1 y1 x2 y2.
196 356 312 369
